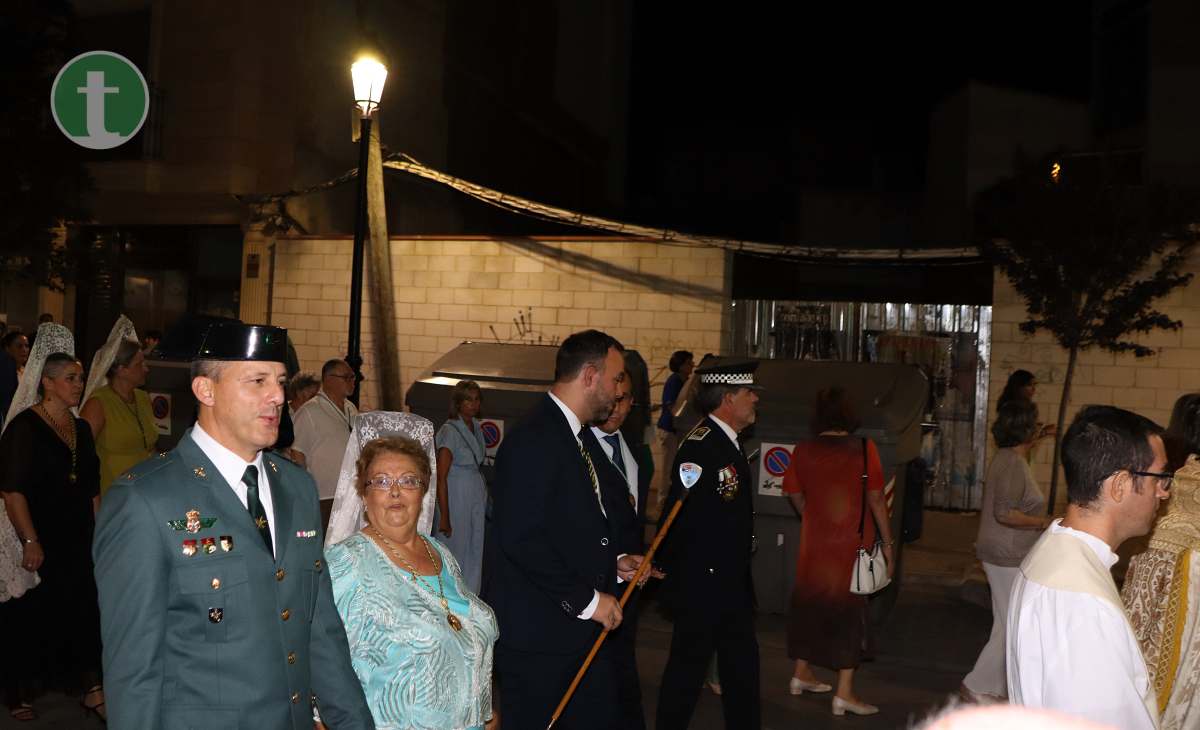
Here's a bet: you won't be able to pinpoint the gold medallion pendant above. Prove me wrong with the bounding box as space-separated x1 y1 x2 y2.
447 613 463 632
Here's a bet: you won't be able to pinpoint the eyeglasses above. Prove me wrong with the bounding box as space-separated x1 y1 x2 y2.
365 474 426 492
327 373 356 382
1130 470 1173 491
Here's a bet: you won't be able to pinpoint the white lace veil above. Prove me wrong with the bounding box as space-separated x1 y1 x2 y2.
82 315 138 408
324 410 438 546
2 323 77 433
0 323 72 601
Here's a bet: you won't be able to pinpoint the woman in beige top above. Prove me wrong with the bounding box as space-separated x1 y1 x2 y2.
962 398 1052 701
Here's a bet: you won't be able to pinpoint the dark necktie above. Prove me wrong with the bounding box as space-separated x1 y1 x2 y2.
603 433 626 478
242 465 273 556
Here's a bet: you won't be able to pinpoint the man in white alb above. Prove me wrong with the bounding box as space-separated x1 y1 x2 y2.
1008 405 1171 729
291 358 358 529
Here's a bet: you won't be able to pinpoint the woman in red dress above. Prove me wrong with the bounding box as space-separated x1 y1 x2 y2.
781 386 895 716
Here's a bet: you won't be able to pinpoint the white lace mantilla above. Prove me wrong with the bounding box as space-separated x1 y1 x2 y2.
326 411 438 546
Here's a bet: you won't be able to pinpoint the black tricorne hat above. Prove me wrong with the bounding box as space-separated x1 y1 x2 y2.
193 322 289 363
696 360 763 390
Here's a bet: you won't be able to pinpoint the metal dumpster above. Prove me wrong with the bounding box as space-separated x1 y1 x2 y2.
405 342 652 476
675 356 928 620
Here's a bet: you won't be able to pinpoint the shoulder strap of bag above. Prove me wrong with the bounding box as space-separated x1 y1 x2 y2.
857 437 868 542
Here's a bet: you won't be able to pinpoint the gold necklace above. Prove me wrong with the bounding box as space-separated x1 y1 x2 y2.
37 402 77 483
371 527 463 631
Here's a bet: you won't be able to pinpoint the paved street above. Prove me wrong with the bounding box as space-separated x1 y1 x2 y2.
0 583 990 729
0 512 990 729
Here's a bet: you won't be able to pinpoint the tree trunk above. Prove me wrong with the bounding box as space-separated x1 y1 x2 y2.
1046 345 1078 514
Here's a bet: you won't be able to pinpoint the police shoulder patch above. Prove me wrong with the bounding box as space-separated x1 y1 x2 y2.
686 426 711 442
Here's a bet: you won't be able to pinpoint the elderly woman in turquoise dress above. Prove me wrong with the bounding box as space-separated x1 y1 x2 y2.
327 436 498 730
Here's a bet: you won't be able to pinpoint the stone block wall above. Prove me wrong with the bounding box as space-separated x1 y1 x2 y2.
268 236 733 411
990 263 1200 506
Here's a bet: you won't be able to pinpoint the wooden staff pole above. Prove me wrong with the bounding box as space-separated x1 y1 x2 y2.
546 489 692 729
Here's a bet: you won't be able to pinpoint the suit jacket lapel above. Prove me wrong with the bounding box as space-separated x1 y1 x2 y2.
263 453 293 563
544 395 607 525
175 431 275 559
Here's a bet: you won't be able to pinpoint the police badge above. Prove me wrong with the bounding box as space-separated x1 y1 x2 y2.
716 464 740 502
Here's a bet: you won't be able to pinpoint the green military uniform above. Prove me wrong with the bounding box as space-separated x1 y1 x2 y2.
94 431 374 730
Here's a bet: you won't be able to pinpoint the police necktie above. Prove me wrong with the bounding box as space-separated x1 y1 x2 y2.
603 433 626 478
241 465 273 556
577 429 606 517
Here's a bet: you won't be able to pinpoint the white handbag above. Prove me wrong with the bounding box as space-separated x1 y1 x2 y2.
849 438 890 596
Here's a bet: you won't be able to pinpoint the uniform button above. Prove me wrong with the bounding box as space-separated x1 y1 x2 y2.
275 569 285 581
291 692 300 704
314 560 322 571
706 567 715 574
281 608 291 621
287 652 296 665
211 578 221 590
600 537 609 546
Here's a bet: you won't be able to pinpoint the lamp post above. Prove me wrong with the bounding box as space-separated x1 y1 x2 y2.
346 55 387 407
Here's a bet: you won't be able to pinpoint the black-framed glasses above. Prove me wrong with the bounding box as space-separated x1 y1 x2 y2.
1130 470 1174 490
327 373 356 382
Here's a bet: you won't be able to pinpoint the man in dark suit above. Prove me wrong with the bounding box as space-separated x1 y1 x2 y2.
491 329 648 730
586 374 652 730
93 323 373 730
656 361 762 730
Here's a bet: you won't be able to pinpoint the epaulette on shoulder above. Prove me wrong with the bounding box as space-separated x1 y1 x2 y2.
685 425 711 442
118 450 175 484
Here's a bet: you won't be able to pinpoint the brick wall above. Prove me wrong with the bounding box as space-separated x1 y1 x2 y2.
990 264 1200 505
268 236 733 411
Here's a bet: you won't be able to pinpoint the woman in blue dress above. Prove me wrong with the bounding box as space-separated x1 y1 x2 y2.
327 436 498 730
433 380 488 593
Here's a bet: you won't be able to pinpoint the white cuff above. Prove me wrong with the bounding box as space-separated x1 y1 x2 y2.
616 553 628 583
577 590 600 620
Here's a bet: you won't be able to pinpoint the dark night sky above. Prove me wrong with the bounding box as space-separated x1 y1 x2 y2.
625 2 1093 239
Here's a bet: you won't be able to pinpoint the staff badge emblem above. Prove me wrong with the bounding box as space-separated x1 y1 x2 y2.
716 464 740 502
208 607 223 624
181 539 197 557
679 462 703 490
201 537 217 555
219 535 233 552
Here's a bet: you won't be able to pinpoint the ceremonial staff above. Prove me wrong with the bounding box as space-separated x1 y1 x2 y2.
546 478 696 729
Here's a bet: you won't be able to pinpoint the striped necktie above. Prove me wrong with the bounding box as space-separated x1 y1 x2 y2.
577 429 606 517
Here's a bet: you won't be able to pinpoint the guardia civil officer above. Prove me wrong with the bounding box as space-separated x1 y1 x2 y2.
655 360 762 730
93 323 374 730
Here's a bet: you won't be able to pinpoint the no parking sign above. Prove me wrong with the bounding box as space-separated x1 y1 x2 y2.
758 442 793 496
149 392 172 436
480 418 504 465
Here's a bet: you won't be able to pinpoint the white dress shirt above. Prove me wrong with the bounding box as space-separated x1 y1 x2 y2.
190 421 276 553
292 390 357 500
708 414 741 451
590 425 638 513
547 391 616 620
1007 520 1156 730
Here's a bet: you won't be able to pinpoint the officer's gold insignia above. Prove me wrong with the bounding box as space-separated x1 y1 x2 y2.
193 467 207 478
716 464 740 502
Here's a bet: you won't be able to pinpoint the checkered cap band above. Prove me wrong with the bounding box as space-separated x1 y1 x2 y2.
699 372 756 385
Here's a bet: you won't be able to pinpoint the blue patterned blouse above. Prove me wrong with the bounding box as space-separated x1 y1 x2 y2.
327 532 498 730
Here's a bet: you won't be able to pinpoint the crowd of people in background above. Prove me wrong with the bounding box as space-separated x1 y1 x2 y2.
7 310 1200 729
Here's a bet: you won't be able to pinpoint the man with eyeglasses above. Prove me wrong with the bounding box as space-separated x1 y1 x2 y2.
1007 405 1170 729
293 359 359 531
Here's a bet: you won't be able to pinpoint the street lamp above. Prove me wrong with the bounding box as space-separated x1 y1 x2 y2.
346 54 387 406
